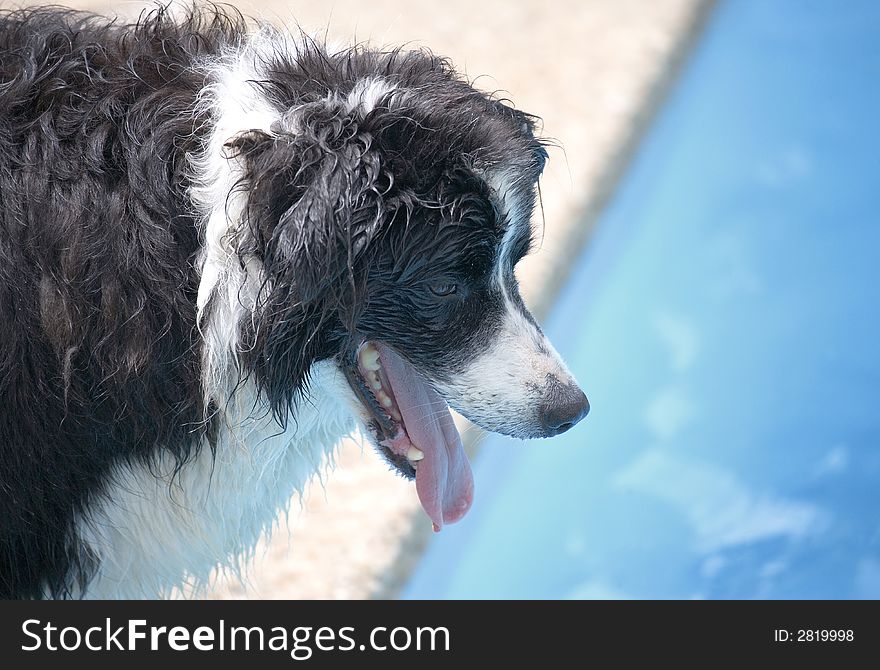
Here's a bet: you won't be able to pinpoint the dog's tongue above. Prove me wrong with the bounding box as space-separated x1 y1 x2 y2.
375 343 473 530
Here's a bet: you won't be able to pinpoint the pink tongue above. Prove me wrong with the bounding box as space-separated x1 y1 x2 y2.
374 343 474 531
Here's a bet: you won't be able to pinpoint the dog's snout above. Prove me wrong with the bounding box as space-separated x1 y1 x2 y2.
539 377 589 437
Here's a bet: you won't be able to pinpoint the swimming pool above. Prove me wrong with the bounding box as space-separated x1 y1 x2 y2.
405 0 880 599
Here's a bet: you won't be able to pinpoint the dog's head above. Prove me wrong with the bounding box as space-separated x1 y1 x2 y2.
228 44 588 529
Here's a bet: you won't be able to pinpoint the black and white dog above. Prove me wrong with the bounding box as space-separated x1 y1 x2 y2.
0 5 589 598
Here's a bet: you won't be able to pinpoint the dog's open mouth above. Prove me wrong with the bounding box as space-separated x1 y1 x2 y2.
343 341 474 530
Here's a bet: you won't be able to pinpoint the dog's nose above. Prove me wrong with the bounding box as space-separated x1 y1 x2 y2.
540 379 590 436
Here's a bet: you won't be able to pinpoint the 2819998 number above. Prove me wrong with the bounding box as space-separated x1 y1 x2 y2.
797 630 853 642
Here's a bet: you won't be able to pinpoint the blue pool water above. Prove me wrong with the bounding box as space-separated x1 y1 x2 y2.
405 0 880 599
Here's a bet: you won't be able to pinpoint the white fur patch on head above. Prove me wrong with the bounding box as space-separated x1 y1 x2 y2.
346 77 397 115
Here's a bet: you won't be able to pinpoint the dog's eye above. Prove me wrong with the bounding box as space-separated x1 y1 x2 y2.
428 281 459 297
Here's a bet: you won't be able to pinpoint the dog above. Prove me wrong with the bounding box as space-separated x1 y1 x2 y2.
0 4 589 598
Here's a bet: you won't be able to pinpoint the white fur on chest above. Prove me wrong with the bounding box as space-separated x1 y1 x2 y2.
78 362 354 599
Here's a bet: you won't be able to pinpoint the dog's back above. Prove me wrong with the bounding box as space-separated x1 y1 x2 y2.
0 6 233 598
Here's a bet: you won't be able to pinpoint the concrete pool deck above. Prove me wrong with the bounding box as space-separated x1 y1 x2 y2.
27 0 711 598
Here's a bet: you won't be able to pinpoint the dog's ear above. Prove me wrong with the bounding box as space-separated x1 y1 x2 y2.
231 99 385 305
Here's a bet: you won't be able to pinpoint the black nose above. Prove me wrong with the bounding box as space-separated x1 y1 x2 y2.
539 379 590 437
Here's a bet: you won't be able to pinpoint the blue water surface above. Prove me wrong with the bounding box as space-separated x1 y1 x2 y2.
405 0 880 599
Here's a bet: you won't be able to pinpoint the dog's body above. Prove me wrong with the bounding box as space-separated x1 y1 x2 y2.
0 6 588 598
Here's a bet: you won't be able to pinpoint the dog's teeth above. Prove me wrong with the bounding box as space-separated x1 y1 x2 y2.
407 446 425 462
371 380 382 391
390 409 401 421
360 346 381 371
379 394 393 408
